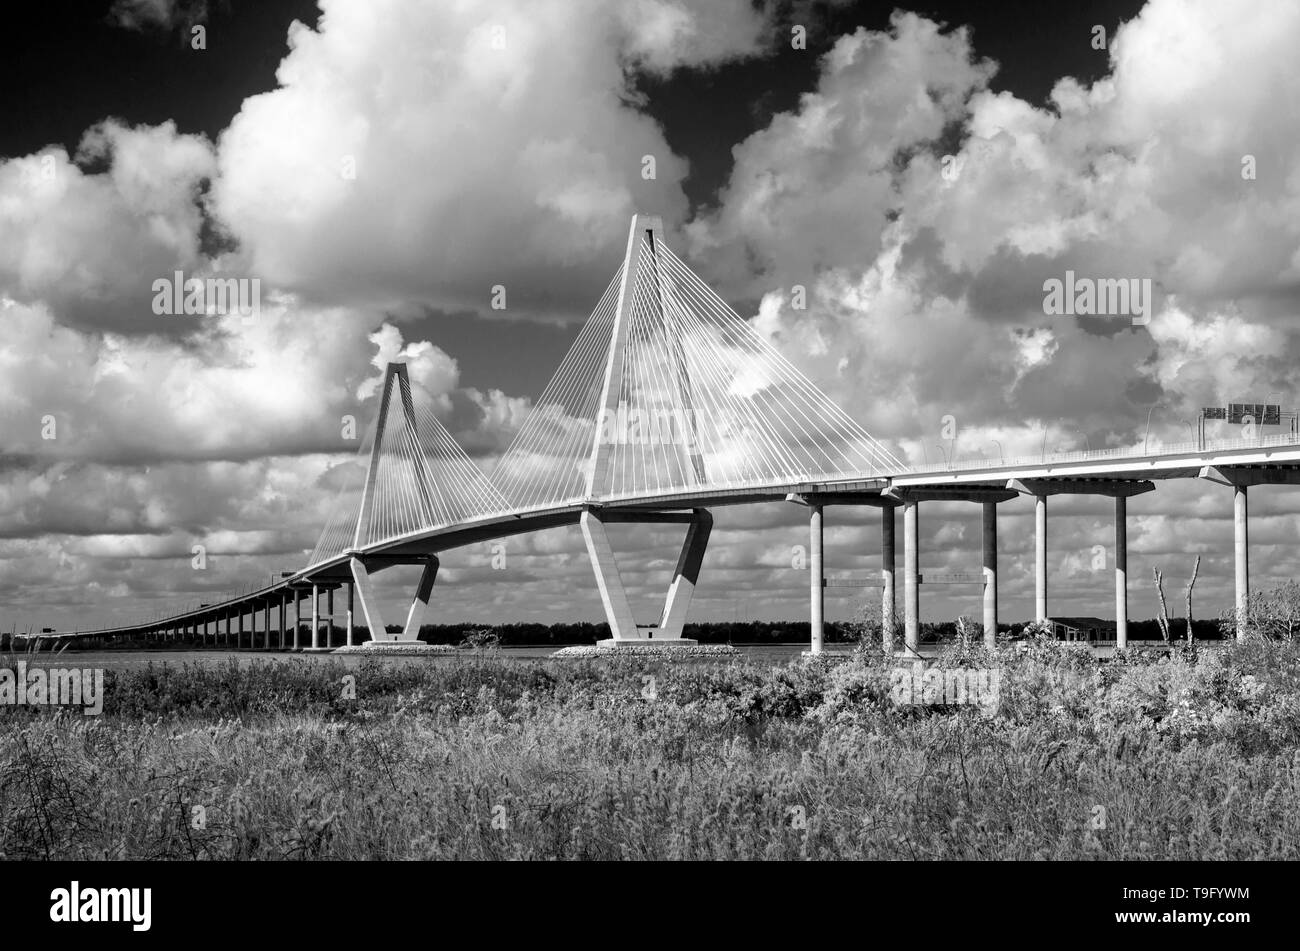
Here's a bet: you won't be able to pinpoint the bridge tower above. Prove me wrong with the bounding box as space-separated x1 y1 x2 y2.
581 214 711 645
348 362 440 644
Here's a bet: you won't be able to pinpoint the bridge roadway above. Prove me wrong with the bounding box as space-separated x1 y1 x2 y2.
20 433 1300 651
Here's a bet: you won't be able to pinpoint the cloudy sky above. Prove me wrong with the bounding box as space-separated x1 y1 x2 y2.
3 0 1299 634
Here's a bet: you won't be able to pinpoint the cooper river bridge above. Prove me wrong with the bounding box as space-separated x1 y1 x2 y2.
21 215 1300 653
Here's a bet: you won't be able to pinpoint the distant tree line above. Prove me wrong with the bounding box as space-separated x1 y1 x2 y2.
406 617 1227 647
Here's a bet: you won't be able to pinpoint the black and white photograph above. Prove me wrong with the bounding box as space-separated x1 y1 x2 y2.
0 0 1290 933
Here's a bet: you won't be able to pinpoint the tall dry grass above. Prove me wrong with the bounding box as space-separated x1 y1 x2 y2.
1 639 1298 859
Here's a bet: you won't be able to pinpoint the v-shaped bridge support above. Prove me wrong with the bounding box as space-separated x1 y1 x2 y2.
581 508 711 643
351 555 439 643
578 215 713 645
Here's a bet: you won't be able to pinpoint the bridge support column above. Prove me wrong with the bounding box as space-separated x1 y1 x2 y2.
881 506 895 657
1235 485 1249 638
582 511 638 640
224 610 231 648
401 562 437 641
326 588 335 648
1035 494 1048 622
1115 496 1128 650
1197 467 1294 639
903 499 919 655
278 594 286 650
809 504 824 654
982 501 998 649
581 509 710 644
660 513 711 637
293 590 301 650
349 556 440 643
1009 478 1154 644
346 583 355 647
311 585 320 649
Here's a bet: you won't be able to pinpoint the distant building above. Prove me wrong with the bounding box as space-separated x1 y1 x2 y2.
1046 617 1117 642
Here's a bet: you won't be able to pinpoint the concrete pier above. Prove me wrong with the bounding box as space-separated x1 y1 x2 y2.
326 589 334 648
903 499 919 654
982 501 997 647
1235 484 1248 637
881 505 895 656
1011 477 1152 641
1115 495 1128 649
580 509 709 646
809 503 824 654
347 582 355 647
1035 493 1048 622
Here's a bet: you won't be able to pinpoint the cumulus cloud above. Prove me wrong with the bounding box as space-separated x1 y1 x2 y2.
0 120 216 333
212 0 771 317
673 0 1300 619
688 13 996 291
690 1 1300 454
8 0 1300 629
2 0 786 628
0 295 407 464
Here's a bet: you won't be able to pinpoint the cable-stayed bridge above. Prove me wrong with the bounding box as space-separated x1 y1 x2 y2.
23 215 1300 654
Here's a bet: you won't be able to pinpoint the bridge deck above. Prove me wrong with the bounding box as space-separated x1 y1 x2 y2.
22 435 1300 641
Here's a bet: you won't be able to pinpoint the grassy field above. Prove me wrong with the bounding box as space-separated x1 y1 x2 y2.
2 637 1298 860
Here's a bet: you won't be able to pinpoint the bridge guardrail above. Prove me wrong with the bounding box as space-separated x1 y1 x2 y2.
900 430 1300 475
